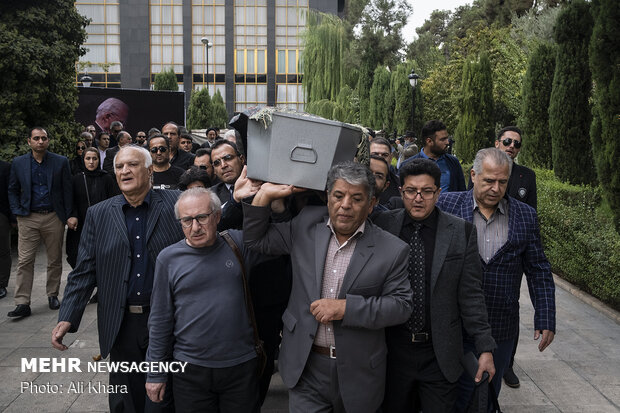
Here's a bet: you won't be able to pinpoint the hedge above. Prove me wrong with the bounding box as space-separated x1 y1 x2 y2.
536 168 620 310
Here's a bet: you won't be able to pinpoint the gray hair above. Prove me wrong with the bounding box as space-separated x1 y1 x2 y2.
326 161 376 199
113 145 153 173
174 187 222 219
472 147 513 176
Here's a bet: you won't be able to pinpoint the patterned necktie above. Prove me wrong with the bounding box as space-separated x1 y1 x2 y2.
407 222 425 333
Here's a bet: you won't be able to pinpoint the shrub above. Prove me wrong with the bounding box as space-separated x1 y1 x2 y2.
536 168 620 310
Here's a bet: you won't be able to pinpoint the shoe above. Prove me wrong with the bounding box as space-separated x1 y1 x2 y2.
503 366 520 388
8 304 31 318
48 296 60 310
0 287 7 299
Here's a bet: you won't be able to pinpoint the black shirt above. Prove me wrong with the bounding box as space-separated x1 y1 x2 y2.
153 165 185 190
398 207 438 338
122 192 151 305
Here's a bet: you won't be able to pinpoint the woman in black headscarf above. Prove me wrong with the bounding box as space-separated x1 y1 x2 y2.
66 147 115 268
69 140 87 175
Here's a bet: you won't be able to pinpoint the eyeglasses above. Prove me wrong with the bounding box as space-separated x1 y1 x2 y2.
501 138 521 149
31 136 48 141
77 146 86 150
136 135 146 139
402 188 438 200
178 212 214 228
212 154 236 167
150 146 168 153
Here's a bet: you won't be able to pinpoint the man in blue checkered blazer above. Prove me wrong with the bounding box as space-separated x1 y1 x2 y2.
436 148 555 410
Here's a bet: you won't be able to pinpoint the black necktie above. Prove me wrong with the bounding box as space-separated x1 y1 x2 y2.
229 185 234 201
407 223 425 333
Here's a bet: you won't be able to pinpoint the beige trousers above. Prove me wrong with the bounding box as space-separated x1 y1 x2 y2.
14 212 65 305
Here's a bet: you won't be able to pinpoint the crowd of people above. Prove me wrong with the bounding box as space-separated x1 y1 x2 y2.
0 117 555 413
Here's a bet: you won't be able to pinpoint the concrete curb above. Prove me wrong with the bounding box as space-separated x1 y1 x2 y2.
553 273 620 325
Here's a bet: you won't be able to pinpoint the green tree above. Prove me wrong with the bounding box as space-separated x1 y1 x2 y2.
335 85 355 123
153 67 178 91
589 0 620 231
519 42 556 168
391 62 423 135
357 61 373 126
210 90 228 128
454 54 494 163
421 61 463 135
186 87 212 130
549 0 596 185
368 65 391 129
301 12 347 103
0 0 88 160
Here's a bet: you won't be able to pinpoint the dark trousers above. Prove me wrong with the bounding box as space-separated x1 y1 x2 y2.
109 311 174 413
383 337 458 413
289 352 346 413
172 359 259 413
255 306 284 405
0 213 11 288
454 337 515 413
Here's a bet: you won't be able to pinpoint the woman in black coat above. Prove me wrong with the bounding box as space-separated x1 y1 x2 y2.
69 140 87 175
66 147 115 268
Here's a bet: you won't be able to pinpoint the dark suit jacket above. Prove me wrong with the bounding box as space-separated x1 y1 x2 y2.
243 204 413 413
436 190 555 342
58 189 184 357
211 181 232 205
373 208 495 382
467 163 537 210
0 160 14 221
102 146 120 176
8 151 72 222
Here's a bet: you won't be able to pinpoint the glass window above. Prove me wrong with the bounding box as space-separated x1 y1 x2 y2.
288 50 296 73
278 50 286 73
257 50 265 74
247 50 255 73
237 50 244 73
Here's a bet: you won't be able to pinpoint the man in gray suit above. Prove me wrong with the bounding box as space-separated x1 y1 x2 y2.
52 145 184 413
373 158 496 412
242 161 413 413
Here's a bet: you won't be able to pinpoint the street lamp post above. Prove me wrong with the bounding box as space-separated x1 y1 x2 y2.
200 37 212 92
408 69 419 134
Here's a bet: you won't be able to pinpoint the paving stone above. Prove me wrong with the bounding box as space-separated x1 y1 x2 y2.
535 379 612 411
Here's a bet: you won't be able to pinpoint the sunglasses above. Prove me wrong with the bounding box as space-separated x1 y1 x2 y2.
501 138 521 149
212 154 236 167
77 146 86 150
150 146 168 153
136 135 146 139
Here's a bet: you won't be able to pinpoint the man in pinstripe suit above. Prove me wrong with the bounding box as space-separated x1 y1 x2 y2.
436 148 555 411
52 145 184 413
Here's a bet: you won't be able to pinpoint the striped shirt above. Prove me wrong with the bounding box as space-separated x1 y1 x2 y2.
473 195 509 263
314 220 365 347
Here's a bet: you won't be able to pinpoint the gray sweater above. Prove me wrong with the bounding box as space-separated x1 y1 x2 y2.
147 230 263 382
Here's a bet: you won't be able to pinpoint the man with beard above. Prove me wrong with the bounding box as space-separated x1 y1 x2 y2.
400 120 466 193
148 135 185 190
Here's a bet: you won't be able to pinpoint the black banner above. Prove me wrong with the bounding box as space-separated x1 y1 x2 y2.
75 87 185 137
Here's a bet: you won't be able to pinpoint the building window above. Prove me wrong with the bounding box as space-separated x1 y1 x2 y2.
275 0 308 110
192 0 225 96
150 0 184 89
75 0 121 88
234 0 268 112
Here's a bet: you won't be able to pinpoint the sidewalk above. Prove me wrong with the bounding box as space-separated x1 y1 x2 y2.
0 245 619 412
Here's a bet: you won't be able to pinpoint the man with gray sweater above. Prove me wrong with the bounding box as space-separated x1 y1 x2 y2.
145 187 264 412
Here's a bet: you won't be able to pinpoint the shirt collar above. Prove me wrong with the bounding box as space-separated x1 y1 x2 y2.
420 149 444 161
121 190 152 208
326 219 366 247
29 151 48 163
403 207 438 230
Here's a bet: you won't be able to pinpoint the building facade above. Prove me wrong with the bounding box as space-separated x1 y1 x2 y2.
75 0 344 115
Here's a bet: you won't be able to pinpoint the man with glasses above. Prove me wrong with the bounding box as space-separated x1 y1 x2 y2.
148 134 185 190
194 148 216 183
53 145 183 413
401 120 466 193
369 137 401 206
209 140 245 206
135 131 147 147
373 159 496 412
437 148 555 411
162 122 194 170
7 127 73 317
146 187 266 411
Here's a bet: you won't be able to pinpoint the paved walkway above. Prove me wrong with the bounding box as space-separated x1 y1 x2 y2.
0 245 618 412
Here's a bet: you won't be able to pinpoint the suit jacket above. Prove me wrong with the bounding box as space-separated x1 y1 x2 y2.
211 181 232 205
8 151 72 222
102 146 120 176
243 204 413 413
58 189 184 357
372 208 496 382
436 190 555 342
467 163 537 210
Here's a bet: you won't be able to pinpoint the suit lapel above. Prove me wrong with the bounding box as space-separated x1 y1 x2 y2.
146 191 161 243
110 197 130 248
430 211 454 293
45 154 54 191
314 220 331 299
339 223 374 297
